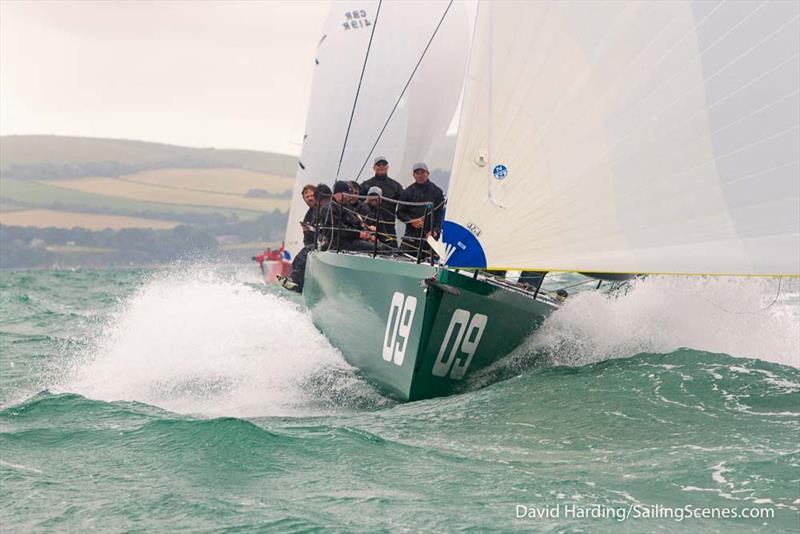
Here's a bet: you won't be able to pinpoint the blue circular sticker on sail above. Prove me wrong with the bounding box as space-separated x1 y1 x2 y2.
441 220 487 268
492 164 508 180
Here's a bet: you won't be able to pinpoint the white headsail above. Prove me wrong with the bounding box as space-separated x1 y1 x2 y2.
443 0 800 276
283 1 470 260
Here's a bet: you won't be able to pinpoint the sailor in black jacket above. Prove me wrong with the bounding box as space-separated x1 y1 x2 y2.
286 183 331 292
319 181 374 252
359 156 403 245
300 184 318 246
396 162 445 252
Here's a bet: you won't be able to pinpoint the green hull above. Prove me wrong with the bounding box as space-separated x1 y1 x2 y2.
303 251 556 401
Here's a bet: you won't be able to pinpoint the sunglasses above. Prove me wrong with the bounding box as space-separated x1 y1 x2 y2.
375 161 388 166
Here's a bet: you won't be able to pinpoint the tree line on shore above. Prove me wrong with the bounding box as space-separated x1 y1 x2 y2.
0 210 287 269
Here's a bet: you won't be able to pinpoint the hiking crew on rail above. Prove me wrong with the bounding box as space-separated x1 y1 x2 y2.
279 159 446 293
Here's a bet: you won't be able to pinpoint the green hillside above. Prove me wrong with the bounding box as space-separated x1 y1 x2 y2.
0 178 265 222
0 135 298 180
0 136 294 268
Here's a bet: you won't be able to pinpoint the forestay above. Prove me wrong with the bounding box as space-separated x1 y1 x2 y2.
442 0 800 275
283 1 469 259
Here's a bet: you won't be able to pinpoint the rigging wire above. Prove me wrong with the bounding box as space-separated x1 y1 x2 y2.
336 1 383 180
354 0 455 182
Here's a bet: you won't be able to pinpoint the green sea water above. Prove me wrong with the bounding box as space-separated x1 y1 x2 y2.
1 266 798 532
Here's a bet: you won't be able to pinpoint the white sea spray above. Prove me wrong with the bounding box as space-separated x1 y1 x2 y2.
530 276 800 368
56 264 383 417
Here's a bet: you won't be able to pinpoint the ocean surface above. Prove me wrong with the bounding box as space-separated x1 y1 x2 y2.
1 265 798 532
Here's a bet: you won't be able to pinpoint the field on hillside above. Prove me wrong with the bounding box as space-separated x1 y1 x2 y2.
0 135 297 176
44 245 115 254
0 178 269 221
0 209 180 230
42 175 287 212
0 136 295 268
121 168 293 195
0 202 25 212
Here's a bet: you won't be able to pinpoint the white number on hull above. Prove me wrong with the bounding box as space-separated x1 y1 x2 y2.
383 292 417 366
432 310 488 379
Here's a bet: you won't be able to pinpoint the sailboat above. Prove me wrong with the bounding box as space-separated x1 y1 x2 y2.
283 0 800 401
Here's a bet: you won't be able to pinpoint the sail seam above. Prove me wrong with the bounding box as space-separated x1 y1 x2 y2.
336 0 383 180
354 0 455 182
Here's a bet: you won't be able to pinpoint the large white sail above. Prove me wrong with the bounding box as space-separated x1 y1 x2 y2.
443 0 800 276
283 1 470 260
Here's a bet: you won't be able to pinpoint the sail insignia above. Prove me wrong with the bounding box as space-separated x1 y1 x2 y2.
441 220 487 268
492 164 508 180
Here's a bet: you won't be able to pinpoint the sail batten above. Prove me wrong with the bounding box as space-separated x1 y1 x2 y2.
443 0 800 276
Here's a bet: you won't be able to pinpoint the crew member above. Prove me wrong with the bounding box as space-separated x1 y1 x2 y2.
357 186 396 247
319 181 374 252
284 184 332 292
397 162 445 254
359 156 403 245
300 184 317 246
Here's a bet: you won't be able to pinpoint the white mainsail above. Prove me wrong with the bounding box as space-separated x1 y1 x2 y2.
283 1 470 260
443 0 800 276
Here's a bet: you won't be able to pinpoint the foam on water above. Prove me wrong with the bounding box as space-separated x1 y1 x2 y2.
529 276 800 368
52 268 798 416
58 265 383 418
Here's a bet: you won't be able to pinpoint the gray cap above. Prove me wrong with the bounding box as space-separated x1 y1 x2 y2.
412 161 429 172
373 156 389 165
367 186 383 197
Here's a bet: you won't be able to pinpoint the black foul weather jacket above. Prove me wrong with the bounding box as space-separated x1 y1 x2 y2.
301 205 318 246
359 175 403 224
318 201 362 251
396 180 445 240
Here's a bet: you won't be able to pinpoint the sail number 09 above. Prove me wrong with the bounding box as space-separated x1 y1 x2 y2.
382 292 488 380
383 292 417 365
432 309 488 379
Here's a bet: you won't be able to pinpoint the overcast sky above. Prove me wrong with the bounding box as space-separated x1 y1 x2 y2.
0 0 330 154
